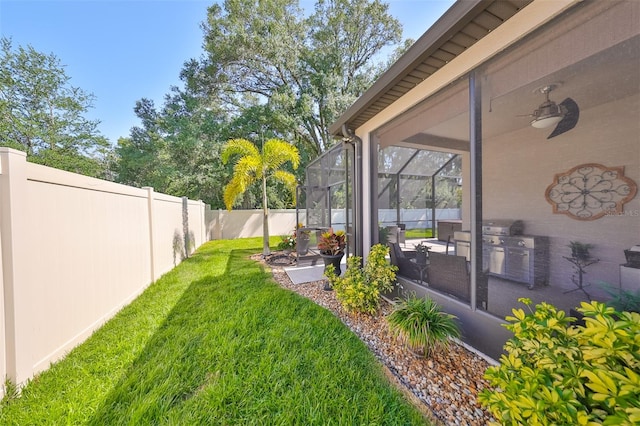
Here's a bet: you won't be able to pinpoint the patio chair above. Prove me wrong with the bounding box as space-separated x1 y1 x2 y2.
427 252 471 302
387 242 423 283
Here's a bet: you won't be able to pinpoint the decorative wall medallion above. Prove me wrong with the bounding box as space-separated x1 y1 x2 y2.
545 163 637 221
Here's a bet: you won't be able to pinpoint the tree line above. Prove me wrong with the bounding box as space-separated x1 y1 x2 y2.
1 0 410 209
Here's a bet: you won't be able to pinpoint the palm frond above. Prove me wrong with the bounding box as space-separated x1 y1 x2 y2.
263 139 300 171
272 170 298 204
234 156 261 180
223 177 244 210
221 138 260 165
223 157 260 210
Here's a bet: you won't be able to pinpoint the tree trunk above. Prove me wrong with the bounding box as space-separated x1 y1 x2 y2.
262 175 270 256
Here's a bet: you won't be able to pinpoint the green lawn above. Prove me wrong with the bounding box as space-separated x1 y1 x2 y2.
405 228 433 239
0 238 429 425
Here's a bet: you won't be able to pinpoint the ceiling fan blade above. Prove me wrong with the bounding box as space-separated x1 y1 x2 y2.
547 97 579 139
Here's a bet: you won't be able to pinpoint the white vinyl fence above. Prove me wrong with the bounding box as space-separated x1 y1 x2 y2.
0 148 209 389
206 209 299 240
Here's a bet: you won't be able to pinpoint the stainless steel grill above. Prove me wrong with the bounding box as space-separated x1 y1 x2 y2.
454 220 549 289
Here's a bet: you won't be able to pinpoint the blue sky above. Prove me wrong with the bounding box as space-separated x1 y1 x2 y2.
1 0 454 145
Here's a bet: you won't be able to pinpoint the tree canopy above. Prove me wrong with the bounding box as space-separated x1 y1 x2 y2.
104 0 409 210
0 37 110 178
199 0 402 156
1 1 411 208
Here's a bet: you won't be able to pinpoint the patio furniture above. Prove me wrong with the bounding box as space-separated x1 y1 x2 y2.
427 252 471 302
388 242 423 283
437 220 462 242
387 225 406 247
409 257 429 285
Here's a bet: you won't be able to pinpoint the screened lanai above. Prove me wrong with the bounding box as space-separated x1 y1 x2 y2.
377 146 462 243
294 138 463 267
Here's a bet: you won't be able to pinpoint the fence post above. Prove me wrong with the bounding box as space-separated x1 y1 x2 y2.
182 197 189 258
199 200 205 245
143 187 156 283
217 209 224 240
0 148 29 385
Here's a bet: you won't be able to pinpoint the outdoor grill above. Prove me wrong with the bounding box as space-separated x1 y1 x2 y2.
624 245 640 268
481 219 524 236
454 220 549 289
621 245 640 292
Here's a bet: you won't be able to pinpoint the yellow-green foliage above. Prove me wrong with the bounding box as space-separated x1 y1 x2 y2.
479 298 640 425
325 244 397 314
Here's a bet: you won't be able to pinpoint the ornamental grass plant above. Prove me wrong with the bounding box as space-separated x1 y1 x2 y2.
0 238 428 425
387 294 461 357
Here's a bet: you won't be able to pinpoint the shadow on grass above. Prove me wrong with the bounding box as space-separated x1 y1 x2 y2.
85 245 427 425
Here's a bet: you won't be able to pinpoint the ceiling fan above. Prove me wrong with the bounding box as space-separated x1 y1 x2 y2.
523 83 580 139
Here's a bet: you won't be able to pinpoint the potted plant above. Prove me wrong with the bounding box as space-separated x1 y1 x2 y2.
569 241 593 261
276 234 296 254
296 223 311 255
565 241 599 300
318 228 346 285
387 293 460 357
414 242 430 265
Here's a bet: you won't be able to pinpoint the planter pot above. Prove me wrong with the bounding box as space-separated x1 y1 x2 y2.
321 253 343 275
321 253 343 291
297 236 310 255
571 247 591 261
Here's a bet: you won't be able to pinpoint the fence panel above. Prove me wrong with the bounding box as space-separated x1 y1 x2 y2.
0 148 209 389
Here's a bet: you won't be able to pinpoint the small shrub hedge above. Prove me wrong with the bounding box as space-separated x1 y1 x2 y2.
479 298 640 425
325 244 397 314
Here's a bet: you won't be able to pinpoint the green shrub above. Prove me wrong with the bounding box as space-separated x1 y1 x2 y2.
325 244 397 314
479 298 640 425
386 294 460 357
276 234 296 251
600 282 640 313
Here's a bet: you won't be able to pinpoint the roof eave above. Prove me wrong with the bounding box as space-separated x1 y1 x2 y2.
329 0 491 137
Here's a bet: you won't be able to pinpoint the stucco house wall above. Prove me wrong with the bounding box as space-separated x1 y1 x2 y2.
483 93 639 290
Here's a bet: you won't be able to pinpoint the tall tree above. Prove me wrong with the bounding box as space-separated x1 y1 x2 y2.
222 138 299 256
113 98 168 190
0 37 110 177
113 88 235 208
200 0 401 156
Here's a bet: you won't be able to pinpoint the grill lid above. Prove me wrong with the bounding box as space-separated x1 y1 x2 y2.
482 219 524 236
625 245 640 267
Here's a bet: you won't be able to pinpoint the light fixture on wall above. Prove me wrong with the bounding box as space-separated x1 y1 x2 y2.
529 84 566 128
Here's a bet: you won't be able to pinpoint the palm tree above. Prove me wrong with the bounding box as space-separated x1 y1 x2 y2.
221 138 300 256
